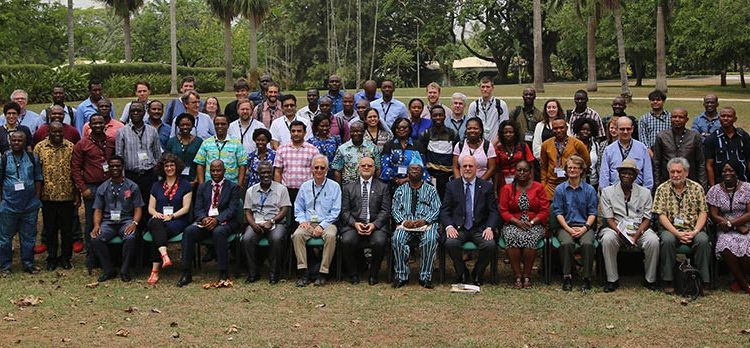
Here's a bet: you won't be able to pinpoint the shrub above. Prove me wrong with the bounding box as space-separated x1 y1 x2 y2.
72 63 242 82
0 66 89 104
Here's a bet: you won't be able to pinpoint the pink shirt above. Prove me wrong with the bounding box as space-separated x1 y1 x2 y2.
273 142 320 189
452 140 497 178
83 119 125 139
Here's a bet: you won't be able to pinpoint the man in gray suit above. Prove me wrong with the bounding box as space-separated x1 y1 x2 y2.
339 156 391 285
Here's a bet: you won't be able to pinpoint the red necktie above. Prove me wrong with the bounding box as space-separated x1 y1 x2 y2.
212 182 221 208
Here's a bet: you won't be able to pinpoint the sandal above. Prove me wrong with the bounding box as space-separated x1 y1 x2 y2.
147 270 160 285
523 277 532 289
513 277 523 289
161 254 173 268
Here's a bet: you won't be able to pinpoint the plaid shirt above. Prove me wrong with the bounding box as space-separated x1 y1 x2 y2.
638 110 672 148
273 142 320 189
568 107 605 140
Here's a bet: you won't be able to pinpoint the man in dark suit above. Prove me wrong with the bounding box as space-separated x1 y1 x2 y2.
177 160 241 287
339 157 391 285
440 156 500 285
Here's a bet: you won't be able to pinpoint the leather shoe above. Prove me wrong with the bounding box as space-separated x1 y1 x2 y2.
581 278 592 291
368 276 378 286
23 266 41 275
60 260 72 270
644 281 659 291
98 272 117 282
392 279 407 288
562 277 573 291
269 273 279 285
245 274 258 283
473 276 484 287
218 271 229 282
177 274 193 287
419 279 434 289
120 273 132 282
603 281 619 293
46 260 58 271
314 276 327 286
296 276 310 287
350 275 360 284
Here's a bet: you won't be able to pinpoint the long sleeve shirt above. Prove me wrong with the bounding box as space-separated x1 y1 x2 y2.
71 135 115 193
599 139 653 190
391 181 441 225
294 178 341 229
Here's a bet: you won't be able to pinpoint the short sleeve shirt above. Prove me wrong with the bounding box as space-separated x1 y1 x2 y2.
273 142 320 189
453 140 497 178
93 178 144 221
34 139 75 201
244 181 292 222
194 136 248 184
652 179 707 229
331 140 380 185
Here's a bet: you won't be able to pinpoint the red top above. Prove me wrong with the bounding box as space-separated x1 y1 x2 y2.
71 135 115 193
495 142 535 188
33 124 81 147
499 181 549 224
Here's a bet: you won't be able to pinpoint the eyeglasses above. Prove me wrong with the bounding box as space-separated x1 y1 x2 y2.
396 125 409 130
618 127 633 131
282 104 296 108
360 164 374 168
313 166 326 170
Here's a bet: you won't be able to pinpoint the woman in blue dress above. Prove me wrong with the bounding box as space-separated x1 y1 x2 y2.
307 114 340 178
380 117 430 187
246 128 276 188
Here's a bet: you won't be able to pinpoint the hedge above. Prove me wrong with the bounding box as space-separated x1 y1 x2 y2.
71 63 243 83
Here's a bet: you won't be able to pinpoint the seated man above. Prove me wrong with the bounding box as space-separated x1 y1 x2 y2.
177 160 241 287
242 161 291 284
653 157 710 293
90 156 144 282
599 159 659 292
391 158 441 289
292 155 341 287
552 155 598 291
441 156 499 286
339 157 391 285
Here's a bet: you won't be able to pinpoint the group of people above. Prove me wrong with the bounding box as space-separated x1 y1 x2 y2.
0 75 748 295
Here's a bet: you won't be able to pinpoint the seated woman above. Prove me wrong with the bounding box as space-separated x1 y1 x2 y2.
246 128 276 188
707 159 750 294
146 153 193 285
499 160 549 289
453 117 496 182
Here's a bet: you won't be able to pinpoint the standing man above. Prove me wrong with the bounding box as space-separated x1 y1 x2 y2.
224 79 250 123
420 83 453 120
249 74 273 106
194 115 247 187
147 100 171 150
441 156 499 286
653 157 711 293
510 87 544 146
296 89 321 121
331 121 379 185
539 117 590 198
335 92 359 125
599 160 659 292
242 161 291 284
163 76 203 127
391 158 441 289
705 106 750 185
39 85 76 126
602 96 639 141
418 105 459 198
120 80 151 123
0 131 42 275
638 90 671 155
339 157 390 285
33 105 81 146
228 98 265 156
82 98 124 139
74 80 112 135
169 91 215 140
354 80 382 104
255 82 283 128
292 155 341 287
34 122 77 271
467 77 509 144
446 93 469 141
691 94 720 142
567 90 605 140
273 121 320 205
371 80 409 128
599 117 653 190
324 74 345 114
270 95 311 149
1 90 43 134
653 108 706 189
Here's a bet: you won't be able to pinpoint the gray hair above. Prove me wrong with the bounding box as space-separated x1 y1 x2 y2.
311 154 329 167
180 90 200 104
257 160 273 170
667 157 690 171
10 89 28 100
451 92 467 103
350 120 365 129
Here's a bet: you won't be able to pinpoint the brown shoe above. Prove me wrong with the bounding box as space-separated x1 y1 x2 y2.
513 277 523 289
663 281 675 294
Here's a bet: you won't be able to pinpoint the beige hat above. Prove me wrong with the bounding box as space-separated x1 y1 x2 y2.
616 159 640 174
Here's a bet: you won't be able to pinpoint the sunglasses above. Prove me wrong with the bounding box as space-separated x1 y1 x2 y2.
313 166 327 170
360 164 374 168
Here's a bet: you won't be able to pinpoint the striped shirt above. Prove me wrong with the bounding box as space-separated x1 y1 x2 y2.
115 124 161 172
391 181 441 224
194 136 248 184
273 142 320 189
638 110 672 149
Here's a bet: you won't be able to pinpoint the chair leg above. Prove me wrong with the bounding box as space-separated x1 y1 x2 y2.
544 237 551 285
438 243 446 284
491 247 498 285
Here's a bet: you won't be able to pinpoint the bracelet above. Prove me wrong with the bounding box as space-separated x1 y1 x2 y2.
132 221 139 225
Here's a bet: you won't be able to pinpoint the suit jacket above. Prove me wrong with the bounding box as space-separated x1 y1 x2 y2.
340 178 391 231
440 177 500 232
194 179 241 226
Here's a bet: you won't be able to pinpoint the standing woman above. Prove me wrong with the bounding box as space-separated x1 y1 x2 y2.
307 114 341 176
532 99 564 159
452 117 496 181
408 98 432 141
362 107 392 152
606 116 620 144
706 160 750 294
573 118 606 191
380 117 429 187
202 96 222 121
245 128 276 188
165 113 203 186
495 120 535 192
146 153 193 285
499 160 549 289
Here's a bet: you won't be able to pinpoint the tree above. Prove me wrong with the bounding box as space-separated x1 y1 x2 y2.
655 0 667 92
98 0 145 63
67 0 75 66
574 0 601 91
532 0 544 92
170 0 178 94
237 0 270 86
0 0 67 65
207 0 239 91
605 0 631 99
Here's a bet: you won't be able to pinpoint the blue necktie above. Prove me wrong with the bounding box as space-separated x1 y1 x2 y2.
464 182 473 230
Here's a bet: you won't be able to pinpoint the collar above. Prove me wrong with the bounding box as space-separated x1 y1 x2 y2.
462 178 475 187
313 178 327 187
263 101 280 111
211 179 225 187
360 177 372 185
699 111 718 120
256 182 273 193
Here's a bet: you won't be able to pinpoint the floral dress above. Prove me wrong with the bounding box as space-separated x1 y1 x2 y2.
706 182 750 259
245 149 276 188
308 135 341 177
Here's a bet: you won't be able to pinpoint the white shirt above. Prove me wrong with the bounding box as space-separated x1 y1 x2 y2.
228 118 266 155
467 97 509 144
269 115 312 146
296 106 320 121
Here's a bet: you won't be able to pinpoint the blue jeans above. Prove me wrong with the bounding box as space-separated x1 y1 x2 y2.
0 210 39 270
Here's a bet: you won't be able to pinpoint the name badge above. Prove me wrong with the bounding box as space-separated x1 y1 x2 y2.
555 167 566 178
14 181 24 191
102 162 109 172
397 166 407 175
208 207 219 217
137 151 149 161
111 210 121 221
311 214 319 223
181 167 190 176
504 176 514 185
524 132 534 142
673 217 686 228
163 206 174 215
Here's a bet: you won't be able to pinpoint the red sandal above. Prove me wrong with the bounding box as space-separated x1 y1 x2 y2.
147 270 160 285
161 254 173 268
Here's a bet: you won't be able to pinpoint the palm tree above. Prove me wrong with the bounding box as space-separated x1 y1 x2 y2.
170 0 177 95
532 0 544 92
237 0 270 86
207 0 239 91
574 0 600 92
655 0 667 92
603 0 631 100
67 0 74 66
98 0 145 63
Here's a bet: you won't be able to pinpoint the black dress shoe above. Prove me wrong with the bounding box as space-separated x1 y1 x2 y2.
419 279 434 289
24 266 41 275
296 276 310 287
603 281 619 293
245 274 257 283
98 272 117 282
46 261 58 271
120 273 132 282
473 276 484 287
562 277 573 291
643 281 659 291
581 278 592 291
392 279 407 288
177 274 193 287
350 275 360 284
269 273 279 285
218 271 229 281
60 260 72 270
314 275 327 286
368 276 378 286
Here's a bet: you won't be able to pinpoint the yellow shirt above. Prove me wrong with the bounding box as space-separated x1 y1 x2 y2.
33 139 75 201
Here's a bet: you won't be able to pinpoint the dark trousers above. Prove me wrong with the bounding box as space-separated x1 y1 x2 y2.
427 169 452 200
181 223 233 273
83 183 100 268
42 201 74 262
445 228 496 280
241 224 287 276
90 220 137 275
340 227 388 278
147 218 183 262
126 169 157 233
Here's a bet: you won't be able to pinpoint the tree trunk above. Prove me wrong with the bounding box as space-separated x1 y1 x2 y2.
249 18 259 84
532 0 544 92
740 60 746 88
634 56 643 87
356 0 361 87
720 68 727 86
369 0 379 79
170 0 177 95
655 2 667 92
586 14 597 92
612 1 631 101
223 17 233 91
123 13 132 63
66 0 74 67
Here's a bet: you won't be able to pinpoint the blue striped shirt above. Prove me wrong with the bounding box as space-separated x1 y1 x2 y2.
392 182 441 224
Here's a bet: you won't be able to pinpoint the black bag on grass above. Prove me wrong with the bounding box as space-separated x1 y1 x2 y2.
678 259 703 301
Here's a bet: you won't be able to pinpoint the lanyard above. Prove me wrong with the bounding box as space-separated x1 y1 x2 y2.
110 180 123 209
450 118 465 134
132 126 146 149
12 153 23 177
671 186 685 212
367 128 379 144
259 189 270 214
284 117 295 132
555 139 567 166
215 139 228 157
673 130 686 150
618 140 632 160
624 191 631 217
479 99 494 117
312 179 327 210
381 102 393 120
239 119 254 145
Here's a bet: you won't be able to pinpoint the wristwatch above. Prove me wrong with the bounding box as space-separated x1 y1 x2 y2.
727 220 733 228
530 220 535 226
583 223 592 230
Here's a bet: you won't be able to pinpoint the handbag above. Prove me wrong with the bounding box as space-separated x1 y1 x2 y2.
678 259 703 301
